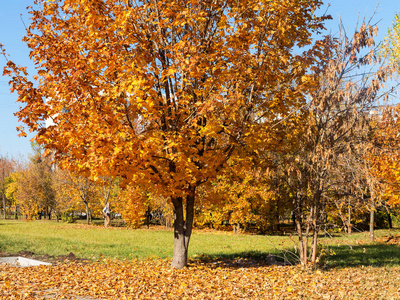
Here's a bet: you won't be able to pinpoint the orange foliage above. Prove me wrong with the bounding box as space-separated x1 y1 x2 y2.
3 0 331 268
368 105 400 207
196 168 282 233
117 185 147 229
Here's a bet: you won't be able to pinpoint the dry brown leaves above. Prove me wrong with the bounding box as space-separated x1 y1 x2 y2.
0 258 399 299
377 235 400 245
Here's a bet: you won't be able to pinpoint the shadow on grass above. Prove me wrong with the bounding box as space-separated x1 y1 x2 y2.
189 250 298 268
325 243 400 269
191 242 400 269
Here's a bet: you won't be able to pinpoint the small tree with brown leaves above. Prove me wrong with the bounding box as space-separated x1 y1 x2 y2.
288 20 395 266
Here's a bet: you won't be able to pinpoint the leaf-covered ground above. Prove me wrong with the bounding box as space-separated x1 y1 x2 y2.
1 258 399 299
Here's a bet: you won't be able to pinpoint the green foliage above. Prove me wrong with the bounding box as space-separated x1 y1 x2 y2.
61 212 76 223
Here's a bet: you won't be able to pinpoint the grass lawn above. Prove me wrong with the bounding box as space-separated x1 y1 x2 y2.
0 220 296 261
1 219 400 268
321 229 400 268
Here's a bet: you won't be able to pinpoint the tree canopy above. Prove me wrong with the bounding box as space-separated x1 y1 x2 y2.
4 0 330 268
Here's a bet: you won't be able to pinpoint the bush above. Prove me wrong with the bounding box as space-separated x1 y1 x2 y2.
61 212 77 223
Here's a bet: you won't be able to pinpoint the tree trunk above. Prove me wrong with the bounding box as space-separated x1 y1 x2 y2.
311 229 318 265
311 210 319 265
171 186 195 269
369 202 375 242
294 195 308 266
146 206 151 229
347 205 352 234
85 202 90 225
310 190 322 266
2 191 6 220
295 218 307 265
386 207 393 229
294 208 309 266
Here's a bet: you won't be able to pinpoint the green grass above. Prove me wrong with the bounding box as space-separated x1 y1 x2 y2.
0 220 294 261
320 230 400 268
1 220 400 268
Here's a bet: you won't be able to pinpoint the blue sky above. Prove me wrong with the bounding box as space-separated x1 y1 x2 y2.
0 0 399 158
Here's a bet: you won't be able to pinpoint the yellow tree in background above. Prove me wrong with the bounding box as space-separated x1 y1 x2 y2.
6 158 55 220
53 169 102 224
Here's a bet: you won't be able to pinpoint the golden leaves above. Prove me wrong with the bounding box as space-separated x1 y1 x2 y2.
3 0 330 192
1 260 400 299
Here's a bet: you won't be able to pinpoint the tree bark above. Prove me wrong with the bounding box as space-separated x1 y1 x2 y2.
85 202 90 225
294 195 308 266
347 204 352 234
295 217 307 265
2 191 6 220
386 207 393 229
310 190 322 266
369 201 375 242
171 186 195 269
311 208 319 265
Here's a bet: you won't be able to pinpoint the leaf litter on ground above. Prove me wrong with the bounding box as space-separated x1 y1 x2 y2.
0 257 400 299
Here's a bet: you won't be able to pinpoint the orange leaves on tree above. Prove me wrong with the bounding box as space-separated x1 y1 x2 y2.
118 184 147 229
3 0 331 268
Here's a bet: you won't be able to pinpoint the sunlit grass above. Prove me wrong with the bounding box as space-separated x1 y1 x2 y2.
0 220 295 261
1 220 399 268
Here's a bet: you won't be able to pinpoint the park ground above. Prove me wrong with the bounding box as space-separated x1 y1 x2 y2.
0 220 400 299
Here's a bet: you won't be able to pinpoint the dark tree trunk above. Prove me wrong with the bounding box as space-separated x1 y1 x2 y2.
146 206 151 229
386 207 393 229
171 186 195 269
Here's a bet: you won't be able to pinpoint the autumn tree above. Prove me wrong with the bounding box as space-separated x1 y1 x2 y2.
284 20 395 265
4 0 330 268
367 105 400 240
370 13 400 206
195 166 282 234
382 13 400 71
7 155 56 220
0 154 16 219
53 169 101 224
117 184 148 228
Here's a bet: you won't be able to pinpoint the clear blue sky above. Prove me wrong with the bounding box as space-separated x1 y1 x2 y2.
0 0 399 158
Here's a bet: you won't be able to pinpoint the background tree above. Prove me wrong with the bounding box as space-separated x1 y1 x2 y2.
367 105 400 239
0 155 16 219
382 13 400 71
54 169 101 224
4 143 56 220
4 0 330 268
195 166 281 234
118 184 148 229
285 20 395 265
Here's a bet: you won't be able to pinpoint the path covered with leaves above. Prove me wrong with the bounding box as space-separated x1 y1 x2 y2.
0 258 399 299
